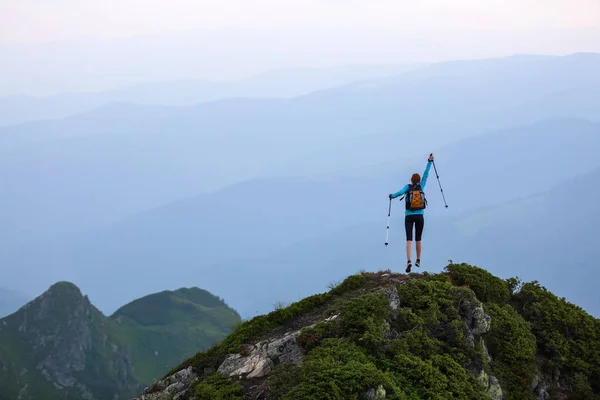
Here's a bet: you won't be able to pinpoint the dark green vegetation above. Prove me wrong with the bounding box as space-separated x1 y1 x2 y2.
0 282 240 400
166 263 600 400
112 287 241 384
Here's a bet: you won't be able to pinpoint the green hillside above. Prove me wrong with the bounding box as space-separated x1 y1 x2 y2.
139 263 600 400
0 283 240 400
111 287 241 384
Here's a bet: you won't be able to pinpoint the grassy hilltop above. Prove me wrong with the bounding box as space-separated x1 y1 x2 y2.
145 262 600 400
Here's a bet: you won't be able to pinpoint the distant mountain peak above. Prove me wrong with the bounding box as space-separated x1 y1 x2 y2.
0 282 240 399
19 281 91 319
46 281 83 296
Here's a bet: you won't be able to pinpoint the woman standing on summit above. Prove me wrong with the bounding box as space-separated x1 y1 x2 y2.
389 154 434 273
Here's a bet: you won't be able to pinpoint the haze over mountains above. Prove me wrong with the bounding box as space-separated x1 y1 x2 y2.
0 63 424 127
1 52 599 323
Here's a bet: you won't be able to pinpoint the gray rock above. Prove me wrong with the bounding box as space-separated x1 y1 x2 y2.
384 287 400 310
17 383 29 400
471 304 492 335
463 301 492 347
267 331 304 365
325 314 339 322
478 369 503 400
479 338 492 363
218 341 274 379
536 388 550 400
136 367 198 400
532 374 551 400
363 385 386 399
218 326 312 379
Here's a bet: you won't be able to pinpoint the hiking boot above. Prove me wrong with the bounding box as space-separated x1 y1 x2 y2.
415 259 420 268
406 260 412 273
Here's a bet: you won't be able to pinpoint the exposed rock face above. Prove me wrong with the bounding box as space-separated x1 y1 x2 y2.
136 367 199 400
267 330 305 366
363 385 387 399
383 286 400 320
532 371 566 400
218 341 274 379
462 300 492 347
460 299 503 399
218 328 307 379
135 328 310 400
478 370 503 400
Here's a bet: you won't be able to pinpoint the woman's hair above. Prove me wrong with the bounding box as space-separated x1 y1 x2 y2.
411 173 421 184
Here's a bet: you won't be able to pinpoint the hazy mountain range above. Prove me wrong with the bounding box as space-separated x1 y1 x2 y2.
1 52 599 323
0 63 424 127
1 53 598 237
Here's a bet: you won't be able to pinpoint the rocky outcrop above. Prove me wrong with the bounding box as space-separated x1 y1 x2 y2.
478 370 503 400
463 300 492 347
532 369 569 400
461 300 503 400
218 327 307 379
218 341 274 379
136 278 508 400
136 367 199 400
382 285 400 320
363 385 387 399
135 327 312 399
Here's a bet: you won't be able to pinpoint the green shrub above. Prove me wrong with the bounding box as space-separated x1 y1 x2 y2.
283 338 403 400
445 262 510 304
395 280 479 366
267 364 303 400
338 292 393 352
194 373 244 400
512 281 600 397
484 303 537 400
380 352 488 400
298 321 339 352
329 274 367 296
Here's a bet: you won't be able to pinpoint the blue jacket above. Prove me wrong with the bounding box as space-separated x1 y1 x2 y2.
390 161 432 216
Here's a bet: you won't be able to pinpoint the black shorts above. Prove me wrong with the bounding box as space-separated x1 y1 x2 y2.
405 214 424 241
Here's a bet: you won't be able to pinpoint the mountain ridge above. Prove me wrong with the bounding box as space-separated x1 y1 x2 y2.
136 263 600 400
2 53 599 241
2 117 599 318
0 281 241 400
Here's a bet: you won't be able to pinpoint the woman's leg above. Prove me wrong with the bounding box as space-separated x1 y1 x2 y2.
415 215 425 265
405 215 416 272
404 216 414 261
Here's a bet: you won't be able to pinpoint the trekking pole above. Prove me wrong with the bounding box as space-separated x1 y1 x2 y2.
430 153 448 208
384 196 392 246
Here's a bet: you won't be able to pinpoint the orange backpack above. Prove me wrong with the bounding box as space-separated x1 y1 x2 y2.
405 183 427 211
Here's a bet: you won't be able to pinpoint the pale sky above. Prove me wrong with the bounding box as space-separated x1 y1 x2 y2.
1 0 599 95
1 0 599 44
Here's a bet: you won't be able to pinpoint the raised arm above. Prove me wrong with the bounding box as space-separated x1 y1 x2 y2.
420 155 434 189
